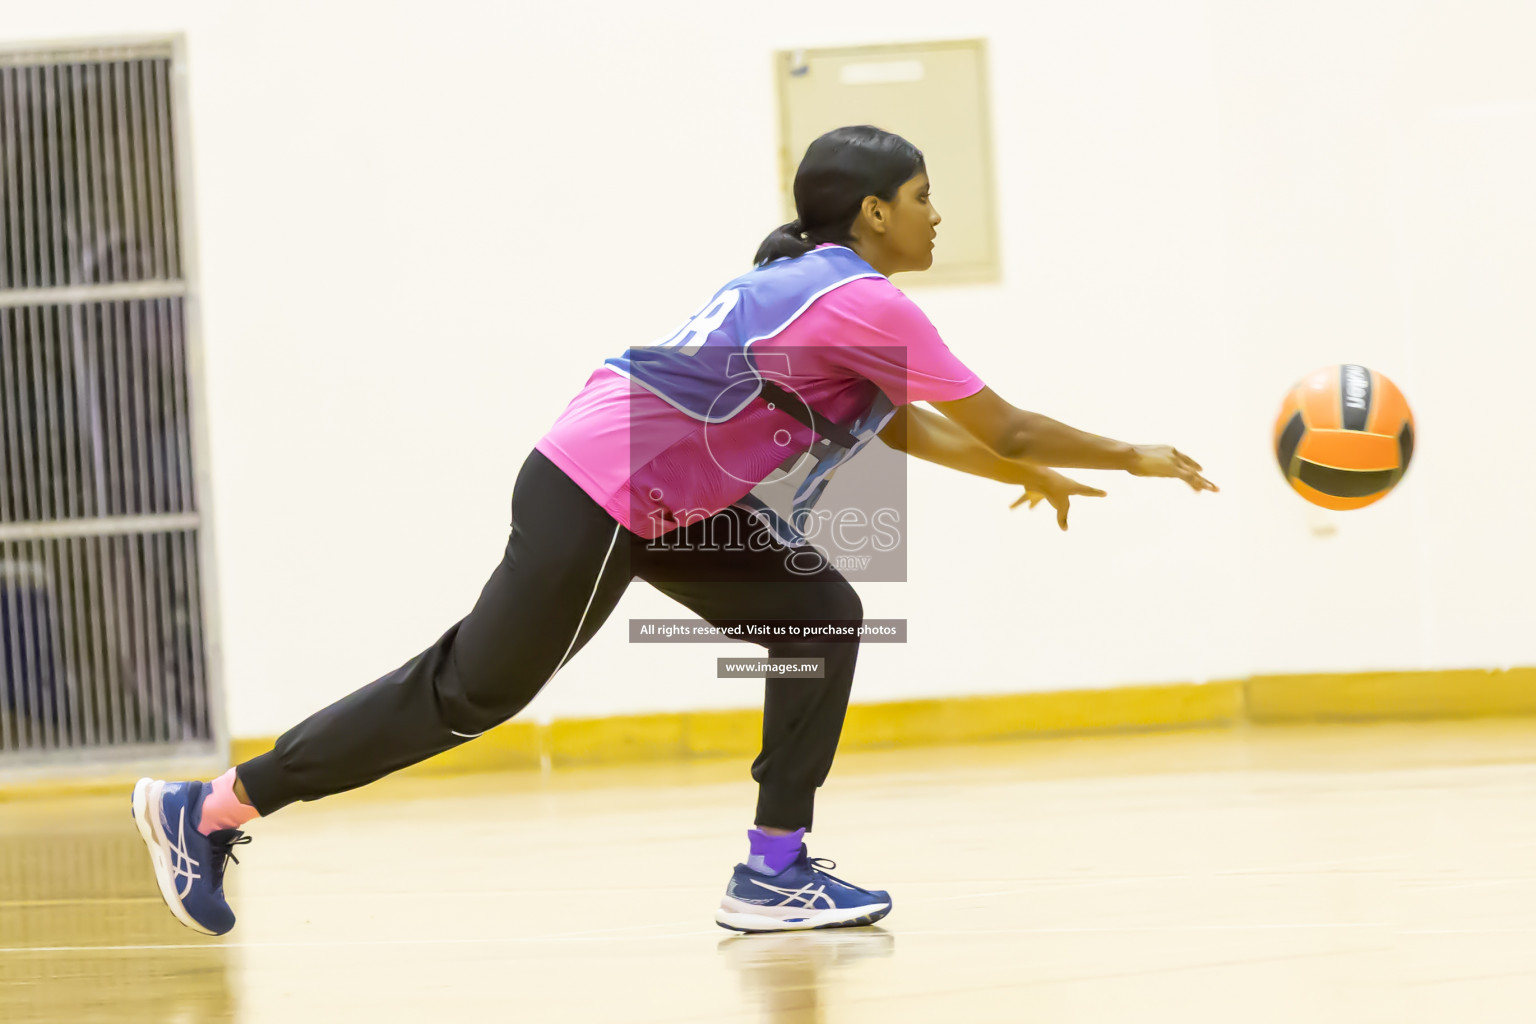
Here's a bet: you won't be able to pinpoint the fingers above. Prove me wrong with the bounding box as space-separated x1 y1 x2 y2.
1011 485 1105 527
1173 448 1203 472
1164 447 1218 493
1132 446 1223 495
1183 471 1219 493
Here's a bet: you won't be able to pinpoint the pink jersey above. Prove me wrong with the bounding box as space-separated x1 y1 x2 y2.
536 265 984 538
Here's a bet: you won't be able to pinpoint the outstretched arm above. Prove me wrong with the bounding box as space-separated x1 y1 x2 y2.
877 404 1106 530
928 386 1217 492
879 404 1059 484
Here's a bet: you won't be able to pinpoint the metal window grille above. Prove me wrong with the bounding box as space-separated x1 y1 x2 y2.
0 40 219 769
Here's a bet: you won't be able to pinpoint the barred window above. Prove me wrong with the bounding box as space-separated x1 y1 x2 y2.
0 41 217 765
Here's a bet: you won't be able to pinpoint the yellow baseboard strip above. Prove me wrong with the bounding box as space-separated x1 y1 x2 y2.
1246 667 1536 721
228 738 268 767
10 669 1534 798
549 712 688 766
226 681 1244 777
842 681 1243 750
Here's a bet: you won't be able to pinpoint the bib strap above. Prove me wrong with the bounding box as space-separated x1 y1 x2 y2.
756 379 860 450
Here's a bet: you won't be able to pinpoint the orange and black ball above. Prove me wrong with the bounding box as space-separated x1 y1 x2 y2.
1273 365 1414 510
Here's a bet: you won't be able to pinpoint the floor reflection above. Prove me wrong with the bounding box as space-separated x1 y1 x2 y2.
0 805 235 1024
718 928 895 1023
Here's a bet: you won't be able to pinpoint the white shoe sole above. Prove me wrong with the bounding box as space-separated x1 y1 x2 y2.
132 777 217 936
715 899 892 933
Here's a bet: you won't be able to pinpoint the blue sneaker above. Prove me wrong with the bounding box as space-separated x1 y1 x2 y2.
715 845 892 932
131 778 251 936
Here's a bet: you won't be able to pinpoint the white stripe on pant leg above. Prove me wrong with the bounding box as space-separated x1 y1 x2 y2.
550 522 622 679
450 522 622 740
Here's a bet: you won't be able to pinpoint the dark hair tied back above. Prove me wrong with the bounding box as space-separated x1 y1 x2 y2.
756 219 813 264
753 126 925 266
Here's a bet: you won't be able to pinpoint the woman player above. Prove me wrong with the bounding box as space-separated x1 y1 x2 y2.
131 125 1216 936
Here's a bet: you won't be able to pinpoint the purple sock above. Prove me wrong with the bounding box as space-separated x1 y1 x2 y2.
746 827 805 875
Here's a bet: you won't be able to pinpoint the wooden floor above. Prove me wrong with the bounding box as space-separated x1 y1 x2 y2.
3 718 1535 1023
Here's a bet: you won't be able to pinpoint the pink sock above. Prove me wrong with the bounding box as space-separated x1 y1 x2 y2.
197 768 260 836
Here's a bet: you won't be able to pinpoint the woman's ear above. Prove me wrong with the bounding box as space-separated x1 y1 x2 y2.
861 195 886 235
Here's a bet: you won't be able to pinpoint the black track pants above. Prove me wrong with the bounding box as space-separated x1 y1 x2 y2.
238 448 863 830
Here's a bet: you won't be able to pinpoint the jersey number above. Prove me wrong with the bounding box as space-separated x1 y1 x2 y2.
652 289 742 355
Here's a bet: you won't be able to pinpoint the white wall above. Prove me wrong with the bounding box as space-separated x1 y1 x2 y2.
5 0 1532 738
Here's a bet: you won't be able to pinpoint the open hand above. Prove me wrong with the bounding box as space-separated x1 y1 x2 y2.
1127 445 1219 493
1011 468 1107 531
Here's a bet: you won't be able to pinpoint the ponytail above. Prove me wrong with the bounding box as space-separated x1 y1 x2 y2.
753 219 818 265
751 125 925 267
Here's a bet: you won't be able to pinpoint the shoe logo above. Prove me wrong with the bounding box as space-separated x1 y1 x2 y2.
726 877 773 904
160 803 203 899
746 878 835 911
